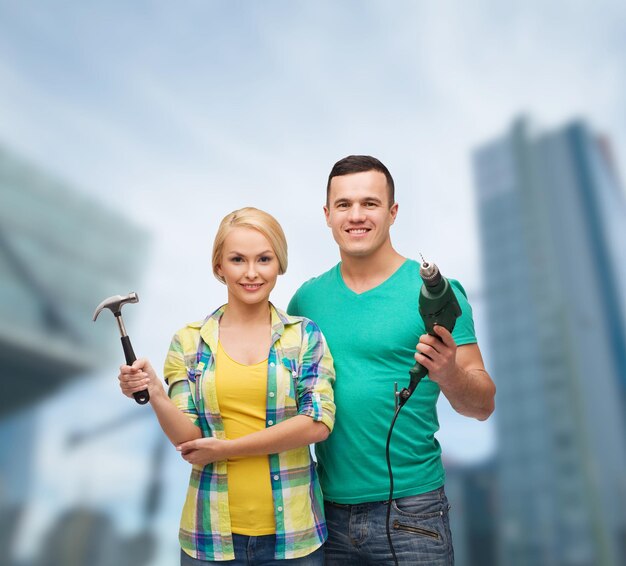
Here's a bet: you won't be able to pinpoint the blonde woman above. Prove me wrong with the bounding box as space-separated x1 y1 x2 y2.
119 208 335 565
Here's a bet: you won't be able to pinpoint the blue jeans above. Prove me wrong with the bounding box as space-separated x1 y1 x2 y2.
180 534 324 565
324 486 454 565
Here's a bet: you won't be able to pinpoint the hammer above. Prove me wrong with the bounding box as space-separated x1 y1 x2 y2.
93 292 149 405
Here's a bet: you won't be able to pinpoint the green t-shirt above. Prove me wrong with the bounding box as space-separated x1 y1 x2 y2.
287 259 477 503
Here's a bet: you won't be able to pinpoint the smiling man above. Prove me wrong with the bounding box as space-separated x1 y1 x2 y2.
288 155 495 565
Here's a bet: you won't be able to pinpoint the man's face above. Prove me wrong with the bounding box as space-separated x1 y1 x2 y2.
324 170 398 258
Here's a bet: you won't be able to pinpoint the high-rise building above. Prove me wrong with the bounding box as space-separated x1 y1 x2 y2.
0 145 148 564
473 118 626 565
445 458 497 566
0 146 148 416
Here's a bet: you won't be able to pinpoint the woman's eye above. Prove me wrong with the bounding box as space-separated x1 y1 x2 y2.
259 256 273 263
231 257 243 263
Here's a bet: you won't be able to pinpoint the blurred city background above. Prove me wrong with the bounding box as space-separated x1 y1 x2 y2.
1 1 625 565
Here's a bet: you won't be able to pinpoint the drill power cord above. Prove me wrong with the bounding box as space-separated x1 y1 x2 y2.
384 258 460 565
385 402 404 566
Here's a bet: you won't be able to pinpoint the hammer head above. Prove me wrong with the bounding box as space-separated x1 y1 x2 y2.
93 292 139 321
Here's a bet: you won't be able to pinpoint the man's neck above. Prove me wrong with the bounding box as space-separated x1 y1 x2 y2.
339 246 406 294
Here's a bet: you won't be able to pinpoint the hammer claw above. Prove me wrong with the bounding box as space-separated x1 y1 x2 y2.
93 292 148 405
93 292 139 321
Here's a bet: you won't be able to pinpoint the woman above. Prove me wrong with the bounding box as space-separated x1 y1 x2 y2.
119 208 335 565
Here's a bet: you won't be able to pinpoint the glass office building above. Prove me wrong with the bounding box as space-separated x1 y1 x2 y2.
0 145 148 415
473 119 626 565
0 145 148 564
446 458 497 566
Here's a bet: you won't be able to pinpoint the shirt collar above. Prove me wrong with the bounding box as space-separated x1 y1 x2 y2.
197 303 300 351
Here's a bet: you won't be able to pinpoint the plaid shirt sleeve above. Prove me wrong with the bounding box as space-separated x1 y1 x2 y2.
163 331 200 428
296 319 336 432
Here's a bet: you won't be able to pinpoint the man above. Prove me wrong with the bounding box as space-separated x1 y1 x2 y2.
288 155 495 565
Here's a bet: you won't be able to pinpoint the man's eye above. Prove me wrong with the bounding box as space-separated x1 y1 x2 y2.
364 202 377 208
337 202 349 208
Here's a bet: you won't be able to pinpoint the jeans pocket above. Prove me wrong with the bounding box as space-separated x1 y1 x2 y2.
390 491 451 548
392 489 447 519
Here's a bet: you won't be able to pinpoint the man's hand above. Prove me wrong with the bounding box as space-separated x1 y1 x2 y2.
415 326 496 420
414 325 460 387
177 437 227 466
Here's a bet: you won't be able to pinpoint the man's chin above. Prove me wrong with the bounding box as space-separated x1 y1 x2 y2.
339 244 376 258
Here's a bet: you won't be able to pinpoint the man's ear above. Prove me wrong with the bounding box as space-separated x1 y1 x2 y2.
389 202 399 225
323 205 331 227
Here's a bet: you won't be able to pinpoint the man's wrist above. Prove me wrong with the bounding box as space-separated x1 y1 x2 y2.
438 365 469 397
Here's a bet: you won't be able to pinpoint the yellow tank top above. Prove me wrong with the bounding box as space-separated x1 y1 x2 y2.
213 341 275 535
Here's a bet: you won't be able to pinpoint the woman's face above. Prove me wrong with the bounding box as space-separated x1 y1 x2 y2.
216 227 280 307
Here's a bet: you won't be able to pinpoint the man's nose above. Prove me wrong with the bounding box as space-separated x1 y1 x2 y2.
348 205 366 222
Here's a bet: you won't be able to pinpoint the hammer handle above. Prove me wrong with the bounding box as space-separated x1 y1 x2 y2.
121 335 150 405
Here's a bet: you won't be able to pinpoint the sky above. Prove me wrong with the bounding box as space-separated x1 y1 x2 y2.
2 1 626 563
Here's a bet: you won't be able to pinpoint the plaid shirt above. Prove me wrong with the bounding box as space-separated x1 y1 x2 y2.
164 304 336 561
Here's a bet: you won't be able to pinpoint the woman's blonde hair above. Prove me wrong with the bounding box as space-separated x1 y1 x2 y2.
212 207 288 284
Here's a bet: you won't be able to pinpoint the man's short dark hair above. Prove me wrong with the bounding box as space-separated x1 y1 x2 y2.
326 155 395 207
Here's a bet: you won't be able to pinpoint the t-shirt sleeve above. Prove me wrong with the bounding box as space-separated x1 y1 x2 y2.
287 289 301 317
449 279 477 346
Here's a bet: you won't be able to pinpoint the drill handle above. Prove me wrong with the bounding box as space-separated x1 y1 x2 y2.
401 320 455 406
409 360 428 384
120 335 150 405
399 361 429 406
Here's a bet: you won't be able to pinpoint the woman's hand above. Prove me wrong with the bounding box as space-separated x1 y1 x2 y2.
177 437 227 466
118 358 165 400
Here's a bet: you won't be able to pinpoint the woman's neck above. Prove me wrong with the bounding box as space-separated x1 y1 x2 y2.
220 299 271 327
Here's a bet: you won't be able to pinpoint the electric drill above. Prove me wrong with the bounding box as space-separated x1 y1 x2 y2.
398 258 462 406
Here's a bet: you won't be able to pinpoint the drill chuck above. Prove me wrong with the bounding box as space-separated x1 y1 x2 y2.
419 261 441 287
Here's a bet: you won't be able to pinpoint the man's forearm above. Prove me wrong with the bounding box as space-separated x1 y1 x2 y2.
439 366 495 421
